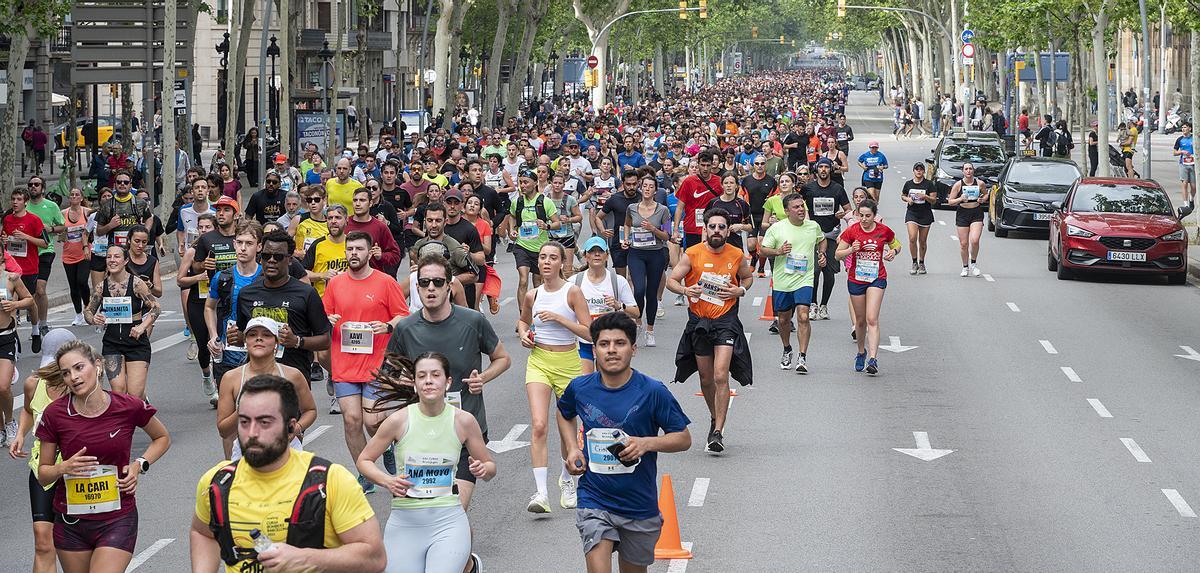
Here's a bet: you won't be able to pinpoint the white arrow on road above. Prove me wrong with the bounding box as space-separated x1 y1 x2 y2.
486 424 531 453
879 336 918 353
1174 346 1200 362
893 431 954 461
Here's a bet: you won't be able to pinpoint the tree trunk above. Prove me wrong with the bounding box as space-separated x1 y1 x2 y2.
281 0 295 158
1033 45 1046 122
432 0 455 121
121 85 134 150
917 20 936 106
1092 7 1110 176
356 12 369 144
573 0 633 110
483 0 514 120
225 0 253 157
161 0 177 218
441 0 469 130
66 87 78 185
653 44 664 95
0 28 30 193
330 0 342 154
504 0 544 122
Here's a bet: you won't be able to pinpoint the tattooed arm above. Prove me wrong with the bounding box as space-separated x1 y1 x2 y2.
84 283 105 326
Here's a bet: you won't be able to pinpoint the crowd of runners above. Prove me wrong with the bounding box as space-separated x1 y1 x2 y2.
0 68 997 573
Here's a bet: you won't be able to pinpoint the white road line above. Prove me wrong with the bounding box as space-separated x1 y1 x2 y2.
1060 367 1082 382
1120 438 1152 463
983 274 995 282
1006 302 1020 312
950 234 959 241
744 332 752 342
500 297 514 307
1163 489 1197 517
1039 340 1058 354
125 538 174 571
688 478 710 507
666 542 695 573
13 393 23 410
305 424 332 443
1087 398 1113 418
752 296 763 307
151 332 190 354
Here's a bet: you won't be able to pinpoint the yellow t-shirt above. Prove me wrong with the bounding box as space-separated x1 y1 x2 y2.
294 215 330 257
302 235 348 296
194 449 374 573
325 178 364 212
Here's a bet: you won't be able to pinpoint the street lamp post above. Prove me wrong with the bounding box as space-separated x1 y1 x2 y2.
548 51 559 98
319 41 335 155
216 32 230 144
459 46 469 91
267 36 280 139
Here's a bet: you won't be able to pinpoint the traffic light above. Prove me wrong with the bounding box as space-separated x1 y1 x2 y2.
699 0 707 18
837 0 846 18
751 27 758 39
679 0 688 19
779 35 785 45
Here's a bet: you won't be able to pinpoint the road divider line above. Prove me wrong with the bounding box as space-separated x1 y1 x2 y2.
151 332 189 354
1087 398 1113 418
950 234 959 241
983 274 995 282
688 478 710 507
1039 340 1058 354
1120 438 1152 463
125 538 174 571
752 296 763 307
500 297 514 307
666 542 695 573
1006 302 1020 312
305 424 332 443
1163 489 1197 517
1060 367 1082 382
745 332 752 342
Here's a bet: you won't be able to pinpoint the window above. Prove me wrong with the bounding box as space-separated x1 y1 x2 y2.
1006 162 1080 188
1071 184 1172 215
317 1 331 32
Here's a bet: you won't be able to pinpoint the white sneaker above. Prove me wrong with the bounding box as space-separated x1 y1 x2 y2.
808 306 818 320
674 294 685 306
329 395 341 415
817 305 830 320
526 492 551 514
71 313 87 327
795 355 808 374
960 266 969 277
971 263 981 277
203 378 218 406
187 341 199 361
646 332 656 347
779 350 793 370
4 420 17 446
558 477 578 509
656 305 665 319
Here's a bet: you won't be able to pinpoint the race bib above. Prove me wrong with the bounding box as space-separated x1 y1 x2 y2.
586 428 637 475
102 296 133 324
302 237 317 253
92 240 109 256
404 454 456 498
65 465 120 515
112 230 130 247
197 278 209 300
631 230 656 248
697 272 730 306
694 208 705 225
908 189 926 204
7 237 27 258
185 228 199 248
1185 155 1195 166
0 286 8 301
854 257 880 283
867 168 882 180
784 253 809 274
519 221 540 240
813 197 835 217
340 322 374 354
66 226 85 244
445 391 462 409
837 132 849 141
963 185 980 201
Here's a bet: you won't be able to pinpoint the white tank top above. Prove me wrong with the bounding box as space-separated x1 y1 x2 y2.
531 282 578 346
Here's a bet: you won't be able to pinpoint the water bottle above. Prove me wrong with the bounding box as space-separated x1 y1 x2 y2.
251 528 273 554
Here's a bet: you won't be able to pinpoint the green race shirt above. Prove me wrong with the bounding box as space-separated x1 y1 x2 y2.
26 198 64 255
508 193 559 253
761 218 824 292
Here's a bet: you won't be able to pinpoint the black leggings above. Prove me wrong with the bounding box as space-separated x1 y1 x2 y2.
62 261 90 313
811 259 837 306
627 248 667 327
185 298 212 371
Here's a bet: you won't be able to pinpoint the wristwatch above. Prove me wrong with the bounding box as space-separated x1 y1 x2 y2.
135 457 150 474
385 322 394 334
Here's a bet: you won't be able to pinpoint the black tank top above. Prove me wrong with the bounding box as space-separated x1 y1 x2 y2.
126 255 157 284
101 273 146 344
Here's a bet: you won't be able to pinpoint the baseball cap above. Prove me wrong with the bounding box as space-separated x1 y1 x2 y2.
815 157 834 167
416 141 428 148
214 196 240 212
445 188 464 202
274 153 288 163
912 162 926 170
39 328 77 367
581 236 609 253
244 317 281 338
868 141 880 148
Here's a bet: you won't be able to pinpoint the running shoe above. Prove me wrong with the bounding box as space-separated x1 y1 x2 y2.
705 430 725 453
795 355 808 374
2 420 14 446
203 377 218 406
808 306 818 320
855 352 867 372
187 341 199 361
779 350 793 370
329 395 341 415
30 334 40 354
971 263 981 277
382 444 397 476
645 332 656 347
558 476 578 509
768 319 779 334
917 262 927 275
71 313 87 327
468 554 483 573
909 261 918 275
183 326 191 338
358 474 376 494
526 492 551 514
866 358 879 375
39 322 48 336
674 294 685 306
960 266 969 277
310 362 325 382
656 305 665 319
817 305 830 320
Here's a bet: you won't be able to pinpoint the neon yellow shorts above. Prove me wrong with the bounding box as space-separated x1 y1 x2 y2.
526 346 582 397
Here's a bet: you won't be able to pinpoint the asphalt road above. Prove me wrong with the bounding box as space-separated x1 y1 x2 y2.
3 90 1200 572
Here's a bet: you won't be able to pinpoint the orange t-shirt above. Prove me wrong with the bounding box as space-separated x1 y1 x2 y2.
323 269 410 383
684 243 744 319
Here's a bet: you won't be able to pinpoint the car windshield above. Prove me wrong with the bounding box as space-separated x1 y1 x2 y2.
940 143 1005 164
1071 183 1173 215
1007 162 1080 188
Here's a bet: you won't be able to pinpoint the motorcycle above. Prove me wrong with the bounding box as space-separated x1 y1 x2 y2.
1163 107 1192 135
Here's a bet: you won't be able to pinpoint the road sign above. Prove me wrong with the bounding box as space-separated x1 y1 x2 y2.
962 43 975 59
963 57 974 66
173 79 187 116
961 29 975 43
587 55 599 69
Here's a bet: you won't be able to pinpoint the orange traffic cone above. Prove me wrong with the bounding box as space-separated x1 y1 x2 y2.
758 277 775 321
654 474 693 560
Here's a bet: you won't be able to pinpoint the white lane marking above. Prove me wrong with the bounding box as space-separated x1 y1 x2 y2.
1163 489 1197 517
500 297 514 307
1175 346 1200 362
688 477 710 507
151 332 190 354
666 542 695 573
1060 367 1082 382
937 220 946 226
950 234 959 241
1087 398 1113 418
1006 302 1020 312
744 332 752 342
1121 438 1152 463
486 424 532 453
304 424 332 443
1039 340 1058 354
125 538 174 571
983 273 995 282
752 296 763 307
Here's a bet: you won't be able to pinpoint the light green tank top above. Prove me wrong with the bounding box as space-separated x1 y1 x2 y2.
28 379 61 488
391 404 463 510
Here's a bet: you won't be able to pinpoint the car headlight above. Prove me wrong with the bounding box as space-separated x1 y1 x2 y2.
1160 229 1186 241
936 168 950 179
1066 224 1095 238
1002 195 1034 209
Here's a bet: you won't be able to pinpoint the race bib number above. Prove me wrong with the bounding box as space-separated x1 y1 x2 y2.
631 230 656 248
694 208 705 225
92 240 109 256
813 197 835 217
445 391 462 409
784 253 809 274
0 286 8 301
102 296 133 324
586 428 637 475
867 168 882 180
112 230 130 247
197 278 209 300
404 454 456 498
340 322 374 354
963 185 980 201
697 272 730 306
65 465 120 515
66 226 85 244
185 228 199 248
837 132 849 141
7 237 27 258
854 256 880 282
302 237 317 253
1185 155 1195 166
908 189 926 204
519 221 540 240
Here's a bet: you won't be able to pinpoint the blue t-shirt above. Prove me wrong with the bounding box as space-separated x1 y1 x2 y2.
617 151 646 174
557 370 691 519
858 151 889 181
735 151 760 170
1175 135 1195 165
305 169 322 185
208 264 262 339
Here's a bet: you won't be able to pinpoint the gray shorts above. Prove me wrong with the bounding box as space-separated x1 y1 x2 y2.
1180 164 1196 184
576 508 663 567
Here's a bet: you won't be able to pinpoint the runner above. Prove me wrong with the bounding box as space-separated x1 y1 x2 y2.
61 187 92 328
1173 122 1195 205
598 171 641 278
462 194 501 312
621 177 670 346
946 162 988 277
178 214 219 405
836 199 900 375
574 237 639 372
557 311 691 573
245 171 289 225
346 187 402 272
900 163 937 275
667 207 754 453
324 231 410 492
35 340 170 572
802 158 851 321
547 173 582 273
710 173 753 251
25 176 65 348
84 244 160 398
214 317 316 459
673 150 721 249
302 204 349 297
191 375 385 572
291 186 331 257
856 142 888 202
740 154 777 274
0 252 34 444
86 188 113 311
758 193 825 373
506 168 560 303
357 352 496 573
204 221 263 395
517 241 592 513
2 188 47 352
327 157 366 212
124 225 162 297
822 134 849 188
411 201 478 287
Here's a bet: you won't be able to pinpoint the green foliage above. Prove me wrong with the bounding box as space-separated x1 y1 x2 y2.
0 0 72 37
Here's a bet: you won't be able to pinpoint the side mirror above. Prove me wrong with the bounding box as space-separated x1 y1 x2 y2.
1178 201 1194 220
925 158 934 165
1051 201 1063 211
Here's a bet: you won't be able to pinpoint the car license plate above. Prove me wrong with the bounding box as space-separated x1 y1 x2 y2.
1107 251 1147 262
1033 213 1052 221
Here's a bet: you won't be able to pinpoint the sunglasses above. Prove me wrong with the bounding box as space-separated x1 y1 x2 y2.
366 185 379 190
753 162 765 166
28 182 42 187
306 197 323 203
706 223 728 230
116 180 132 184
417 277 448 288
261 252 289 262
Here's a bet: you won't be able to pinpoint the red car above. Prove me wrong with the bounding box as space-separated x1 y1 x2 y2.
1048 178 1193 284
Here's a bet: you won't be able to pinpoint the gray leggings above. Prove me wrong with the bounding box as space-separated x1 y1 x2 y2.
384 505 471 573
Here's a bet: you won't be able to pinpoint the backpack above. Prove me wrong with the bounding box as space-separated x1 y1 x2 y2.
214 267 237 324
514 193 550 223
573 269 621 301
207 455 332 566
1053 130 1071 156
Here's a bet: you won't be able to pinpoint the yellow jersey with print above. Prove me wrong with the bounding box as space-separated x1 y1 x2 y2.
294 214 330 257
302 236 348 296
325 178 364 213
